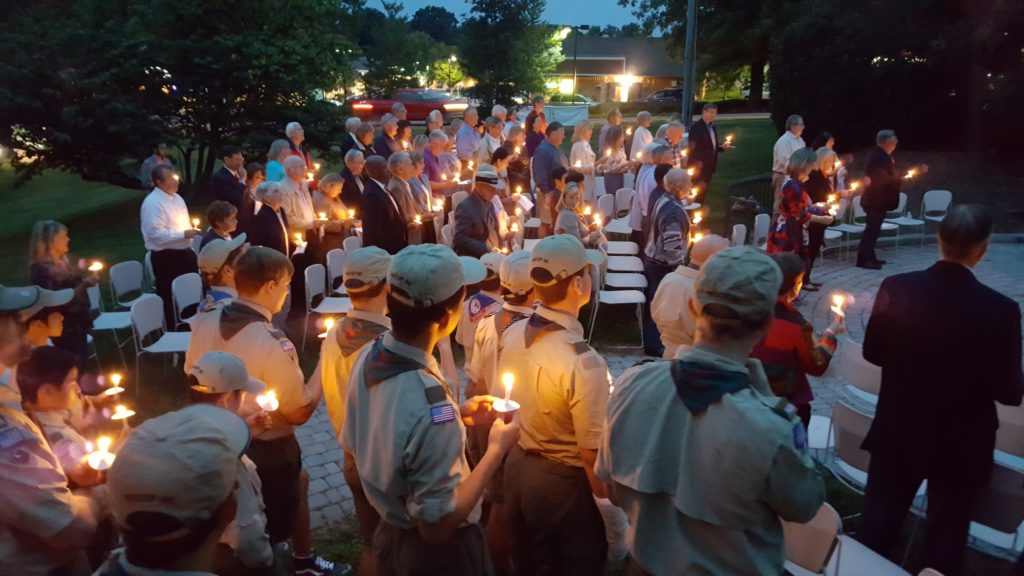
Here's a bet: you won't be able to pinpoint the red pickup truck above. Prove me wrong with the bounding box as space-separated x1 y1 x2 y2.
350 89 470 122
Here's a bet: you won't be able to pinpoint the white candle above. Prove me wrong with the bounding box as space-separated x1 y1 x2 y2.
191 217 200 229
318 317 335 339
318 212 327 221
86 436 116 471
256 390 279 412
831 294 846 318
414 214 422 224
102 373 125 397
348 209 356 219
88 261 104 272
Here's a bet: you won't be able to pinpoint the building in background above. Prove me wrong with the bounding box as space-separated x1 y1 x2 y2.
550 36 685 103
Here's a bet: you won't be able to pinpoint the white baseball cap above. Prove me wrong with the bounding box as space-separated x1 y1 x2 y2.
188 351 266 395
388 244 487 308
480 252 505 279
198 234 247 275
500 250 533 296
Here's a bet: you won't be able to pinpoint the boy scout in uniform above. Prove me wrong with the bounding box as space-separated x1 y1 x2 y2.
497 234 611 574
307 246 392 576
341 244 521 575
596 247 825 575
197 234 248 314
455 251 504 383
0 285 102 575
185 247 343 576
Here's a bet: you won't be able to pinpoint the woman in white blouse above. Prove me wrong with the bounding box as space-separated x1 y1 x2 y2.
569 119 605 203
601 124 633 197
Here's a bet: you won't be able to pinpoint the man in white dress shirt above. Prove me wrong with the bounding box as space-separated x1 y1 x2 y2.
280 156 321 320
140 164 200 328
772 114 807 198
629 111 654 161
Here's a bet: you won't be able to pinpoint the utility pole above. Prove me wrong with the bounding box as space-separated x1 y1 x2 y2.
680 0 698 128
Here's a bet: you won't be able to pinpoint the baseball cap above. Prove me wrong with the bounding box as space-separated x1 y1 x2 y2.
500 250 533 296
344 246 391 293
188 351 266 395
0 285 73 318
108 404 249 536
695 247 782 320
475 165 500 187
388 244 487 308
198 234 247 275
480 252 504 280
529 235 603 287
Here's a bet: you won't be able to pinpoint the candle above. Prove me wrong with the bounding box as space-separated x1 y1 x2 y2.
441 173 448 181
692 211 703 225
413 214 422 224
833 160 843 171
583 206 592 216
636 150 642 159
605 148 611 158
347 209 356 220
306 171 314 182
88 261 104 272
827 194 838 204
830 294 846 318
574 160 582 168
828 204 839 217
191 217 200 229
626 127 633 136
314 162 321 171
510 222 520 232
514 207 522 216
725 134 734 145
501 247 509 254
172 174 180 182
318 212 327 221
86 436 116 471
468 160 474 169
690 232 705 243
515 185 522 196
681 149 688 157
102 373 125 397
904 168 917 179
690 187 699 199
318 317 335 339
256 390 279 412
593 214 602 227
493 373 520 422
686 167 696 177
111 404 135 430
434 201 444 212
849 181 860 192
294 233 304 245
514 146 521 155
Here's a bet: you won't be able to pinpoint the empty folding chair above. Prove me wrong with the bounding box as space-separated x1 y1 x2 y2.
303 264 351 352
752 213 770 251
441 224 454 247
88 284 130 365
830 399 874 492
605 241 639 255
921 190 953 241
143 251 156 292
171 272 202 329
190 234 203 257
782 503 840 575
603 272 647 290
451 190 469 213
884 193 924 246
130 294 191 385
830 200 866 260
523 238 540 252
597 193 615 221
607 255 644 273
968 464 1024 557
110 261 145 310
614 188 634 217
836 339 881 405
731 223 747 247
326 248 347 295
587 288 645 346
342 235 362 254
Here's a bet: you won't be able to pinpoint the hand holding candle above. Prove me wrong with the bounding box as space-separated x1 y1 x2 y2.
88 261 104 272
493 372 520 422
110 404 136 430
86 436 116 471
830 293 846 318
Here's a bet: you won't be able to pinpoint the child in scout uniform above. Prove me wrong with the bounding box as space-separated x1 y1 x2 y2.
596 247 825 575
455 251 504 383
187 350 275 574
95 403 251 576
497 234 611 574
197 233 248 314
341 244 521 575
0 285 103 575
308 246 392 576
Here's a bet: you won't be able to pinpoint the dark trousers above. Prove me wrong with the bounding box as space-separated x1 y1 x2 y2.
642 262 673 354
692 173 713 205
858 454 982 576
247 435 302 544
504 448 606 576
150 248 198 330
373 522 489 576
857 209 887 265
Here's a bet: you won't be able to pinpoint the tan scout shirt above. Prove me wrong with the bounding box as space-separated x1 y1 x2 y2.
651 265 700 359
185 299 313 440
467 303 534 397
220 455 274 568
341 333 480 530
596 346 824 575
313 309 391 438
30 409 90 478
497 305 609 468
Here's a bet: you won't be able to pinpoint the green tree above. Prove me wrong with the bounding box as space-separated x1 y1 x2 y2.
360 15 442 97
410 6 460 44
429 60 466 90
459 0 564 110
0 0 357 192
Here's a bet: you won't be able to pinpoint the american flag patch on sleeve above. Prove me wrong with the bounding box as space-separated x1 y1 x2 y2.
430 404 457 425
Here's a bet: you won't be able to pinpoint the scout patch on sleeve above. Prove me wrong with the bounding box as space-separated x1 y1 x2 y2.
424 386 447 405
0 424 28 450
430 404 457 425
581 353 603 372
793 422 808 452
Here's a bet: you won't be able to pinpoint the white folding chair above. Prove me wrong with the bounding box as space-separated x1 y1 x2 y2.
587 288 645 346
143 251 155 292
836 339 881 405
190 235 203 257
830 200 866 260
597 193 615 221
326 248 347 295
605 241 639 255
88 284 130 366
109 261 145 310
130 294 191 385
343 235 362 254
171 273 202 329
607 255 644 273
452 190 469 213
303 264 351 352
783 502 840 575
921 190 952 241
753 213 770 251
441 224 454 247
603 272 647 290
614 188 634 217
853 196 899 241
830 400 873 493
968 464 1024 558
995 404 1024 472
731 223 747 247
602 217 632 236
884 193 925 246
523 238 540 252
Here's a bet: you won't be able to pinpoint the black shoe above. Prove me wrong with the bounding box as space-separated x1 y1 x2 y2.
857 261 883 270
643 347 665 357
806 280 823 288
875 259 887 265
802 284 819 291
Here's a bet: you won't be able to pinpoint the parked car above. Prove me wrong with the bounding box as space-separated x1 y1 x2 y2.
547 93 599 108
636 88 683 106
350 88 470 121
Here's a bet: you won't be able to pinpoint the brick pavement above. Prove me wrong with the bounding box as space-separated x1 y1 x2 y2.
299 241 1024 529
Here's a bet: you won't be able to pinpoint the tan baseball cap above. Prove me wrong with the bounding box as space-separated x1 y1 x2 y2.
0 285 73 319
198 234 247 275
188 351 266 395
388 244 487 308
480 252 505 279
500 250 533 296
695 247 782 319
529 235 603 287
108 404 249 536
344 246 391 293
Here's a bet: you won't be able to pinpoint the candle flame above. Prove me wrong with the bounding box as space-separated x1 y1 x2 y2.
850 181 860 191
636 151 643 159
510 223 520 232
626 127 633 135
574 160 582 168
687 167 696 177
690 187 699 198
111 373 122 386
348 209 356 219
256 390 279 412
827 194 838 204
318 317 335 339
88 261 104 272
314 162 321 170
501 247 509 254
605 148 611 158
691 232 705 243
87 436 116 470
172 173 180 182
441 173 448 181
110 404 136 420
583 206 592 216
515 207 522 216
414 214 422 224
593 215 602 226
191 218 200 228
692 211 703 225
514 146 521 155
318 212 327 220
502 372 514 392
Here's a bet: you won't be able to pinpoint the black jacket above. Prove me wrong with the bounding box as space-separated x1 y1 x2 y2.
247 205 290 257
805 170 833 204
340 167 365 217
339 133 361 160
210 166 246 209
685 119 722 178
861 146 900 211
361 179 408 255
374 133 398 160
453 193 500 258
862 261 1023 486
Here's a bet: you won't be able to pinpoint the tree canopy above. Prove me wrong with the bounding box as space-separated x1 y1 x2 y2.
410 6 460 45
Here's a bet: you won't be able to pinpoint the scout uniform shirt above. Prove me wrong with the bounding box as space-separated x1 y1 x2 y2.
317 309 392 438
30 410 89 480
197 285 238 314
185 299 312 440
0 399 80 575
497 305 609 468
467 302 534 397
454 290 502 370
220 455 274 569
341 332 480 530
596 345 825 575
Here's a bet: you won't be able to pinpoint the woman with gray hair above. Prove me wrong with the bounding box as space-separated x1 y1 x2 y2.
247 181 290 256
767 148 834 282
264 139 291 182
569 119 606 203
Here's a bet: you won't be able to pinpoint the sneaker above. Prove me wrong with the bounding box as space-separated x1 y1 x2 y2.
802 284 819 292
293 553 352 576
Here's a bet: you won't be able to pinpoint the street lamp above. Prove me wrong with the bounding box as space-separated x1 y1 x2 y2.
447 54 457 91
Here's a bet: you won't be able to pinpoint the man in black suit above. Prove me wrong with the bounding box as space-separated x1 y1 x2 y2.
339 117 362 159
210 145 247 209
340 149 366 216
685 102 732 203
360 155 408 255
858 204 1023 575
453 168 502 258
857 129 901 269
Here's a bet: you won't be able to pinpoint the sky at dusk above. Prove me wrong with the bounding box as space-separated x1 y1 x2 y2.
396 0 640 28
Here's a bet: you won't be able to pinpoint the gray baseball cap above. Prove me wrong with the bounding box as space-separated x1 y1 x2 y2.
188 351 266 395
695 247 782 319
344 246 392 293
529 235 603 287
198 234 247 275
0 285 73 318
388 244 487 307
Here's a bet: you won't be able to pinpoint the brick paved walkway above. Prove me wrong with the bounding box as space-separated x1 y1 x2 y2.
299 241 1024 529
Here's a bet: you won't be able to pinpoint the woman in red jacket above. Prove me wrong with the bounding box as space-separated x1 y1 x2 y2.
752 252 846 428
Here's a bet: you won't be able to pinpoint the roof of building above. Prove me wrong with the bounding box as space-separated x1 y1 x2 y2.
555 36 684 78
